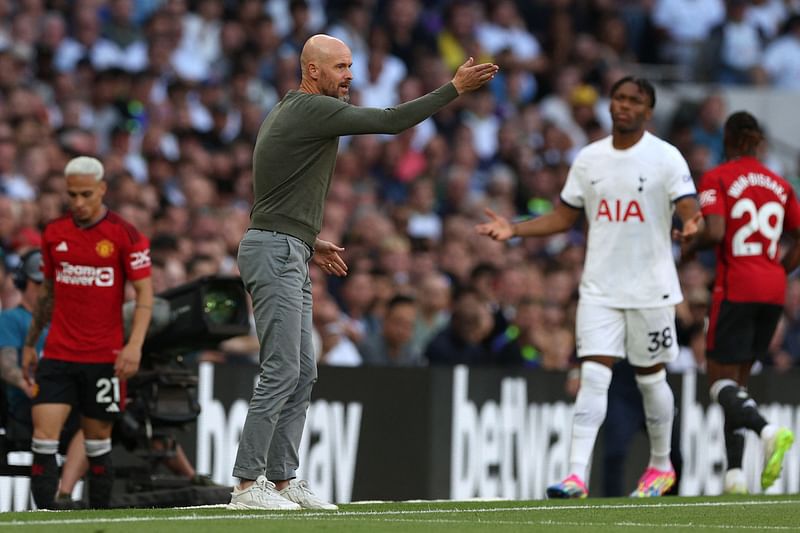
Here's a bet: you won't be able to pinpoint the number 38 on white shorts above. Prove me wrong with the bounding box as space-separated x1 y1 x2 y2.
575 301 679 366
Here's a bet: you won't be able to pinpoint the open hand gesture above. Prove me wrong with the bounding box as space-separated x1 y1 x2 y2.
452 57 499 94
475 208 514 241
313 238 348 277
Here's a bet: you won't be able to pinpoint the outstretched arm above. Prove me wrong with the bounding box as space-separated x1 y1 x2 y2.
476 203 581 241
678 194 721 262
317 58 499 137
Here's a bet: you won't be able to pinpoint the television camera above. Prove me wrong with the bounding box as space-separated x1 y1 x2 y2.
115 275 251 499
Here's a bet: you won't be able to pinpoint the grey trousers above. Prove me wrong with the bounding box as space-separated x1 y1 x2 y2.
232 229 317 481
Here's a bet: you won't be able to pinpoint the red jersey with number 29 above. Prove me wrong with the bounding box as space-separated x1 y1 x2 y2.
41 211 151 363
698 156 800 304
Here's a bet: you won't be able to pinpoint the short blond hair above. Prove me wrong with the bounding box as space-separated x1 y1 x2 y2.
64 156 104 181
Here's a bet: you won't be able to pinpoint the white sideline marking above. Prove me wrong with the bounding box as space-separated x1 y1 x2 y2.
0 499 796 528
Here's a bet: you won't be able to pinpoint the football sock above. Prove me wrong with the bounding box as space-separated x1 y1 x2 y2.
725 425 746 470
635 369 674 471
711 380 768 435
568 361 612 480
86 439 114 509
30 438 60 509
760 424 778 442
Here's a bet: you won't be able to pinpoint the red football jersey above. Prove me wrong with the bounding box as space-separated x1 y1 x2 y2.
41 211 151 363
698 156 800 304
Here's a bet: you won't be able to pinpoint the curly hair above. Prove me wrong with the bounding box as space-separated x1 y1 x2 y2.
723 111 763 159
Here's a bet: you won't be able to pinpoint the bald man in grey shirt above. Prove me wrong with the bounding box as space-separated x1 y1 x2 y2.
229 34 498 510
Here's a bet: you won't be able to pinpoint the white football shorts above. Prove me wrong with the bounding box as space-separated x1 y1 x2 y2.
575 301 679 367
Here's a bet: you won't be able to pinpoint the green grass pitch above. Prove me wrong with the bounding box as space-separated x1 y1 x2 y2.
2 495 799 532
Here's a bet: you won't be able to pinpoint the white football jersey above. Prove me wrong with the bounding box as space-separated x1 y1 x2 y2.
561 132 696 308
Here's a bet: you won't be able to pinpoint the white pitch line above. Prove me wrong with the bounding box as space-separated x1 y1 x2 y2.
294 499 798 519
325 517 800 531
0 499 797 528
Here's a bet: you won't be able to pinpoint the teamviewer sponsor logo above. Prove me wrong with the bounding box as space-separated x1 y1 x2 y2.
129 250 151 270
56 262 114 287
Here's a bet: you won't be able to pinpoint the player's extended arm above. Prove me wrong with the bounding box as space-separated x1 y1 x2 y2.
681 209 723 262
22 279 53 384
676 196 719 260
476 203 581 241
114 276 153 380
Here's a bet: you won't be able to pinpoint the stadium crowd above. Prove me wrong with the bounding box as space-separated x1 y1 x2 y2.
0 0 799 376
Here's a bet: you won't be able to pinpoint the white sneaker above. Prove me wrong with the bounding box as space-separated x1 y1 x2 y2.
279 479 338 510
723 468 748 495
228 476 301 510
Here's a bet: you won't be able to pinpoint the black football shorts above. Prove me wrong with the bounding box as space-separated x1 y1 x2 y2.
32 358 126 421
706 300 782 364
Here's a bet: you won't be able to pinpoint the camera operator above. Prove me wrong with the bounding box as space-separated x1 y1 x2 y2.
22 157 153 509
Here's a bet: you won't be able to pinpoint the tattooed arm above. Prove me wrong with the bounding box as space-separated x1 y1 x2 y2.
22 279 54 385
0 346 33 397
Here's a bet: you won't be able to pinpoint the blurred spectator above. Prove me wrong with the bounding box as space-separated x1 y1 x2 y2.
652 0 725 73
691 93 726 165
103 0 143 50
313 297 362 367
762 14 800 89
674 286 710 372
267 0 327 41
406 177 442 244
409 271 452 356
746 0 790 40
770 276 800 371
359 294 422 367
327 1 371 72
477 0 547 101
437 1 491 74
0 130 36 200
491 296 573 370
425 288 494 365
462 87 500 163
381 0 437 72
337 270 379 345
355 27 407 109
700 0 766 85
55 5 146 73
179 0 223 70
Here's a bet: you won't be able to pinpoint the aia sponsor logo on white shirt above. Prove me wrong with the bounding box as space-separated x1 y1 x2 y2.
595 199 645 222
